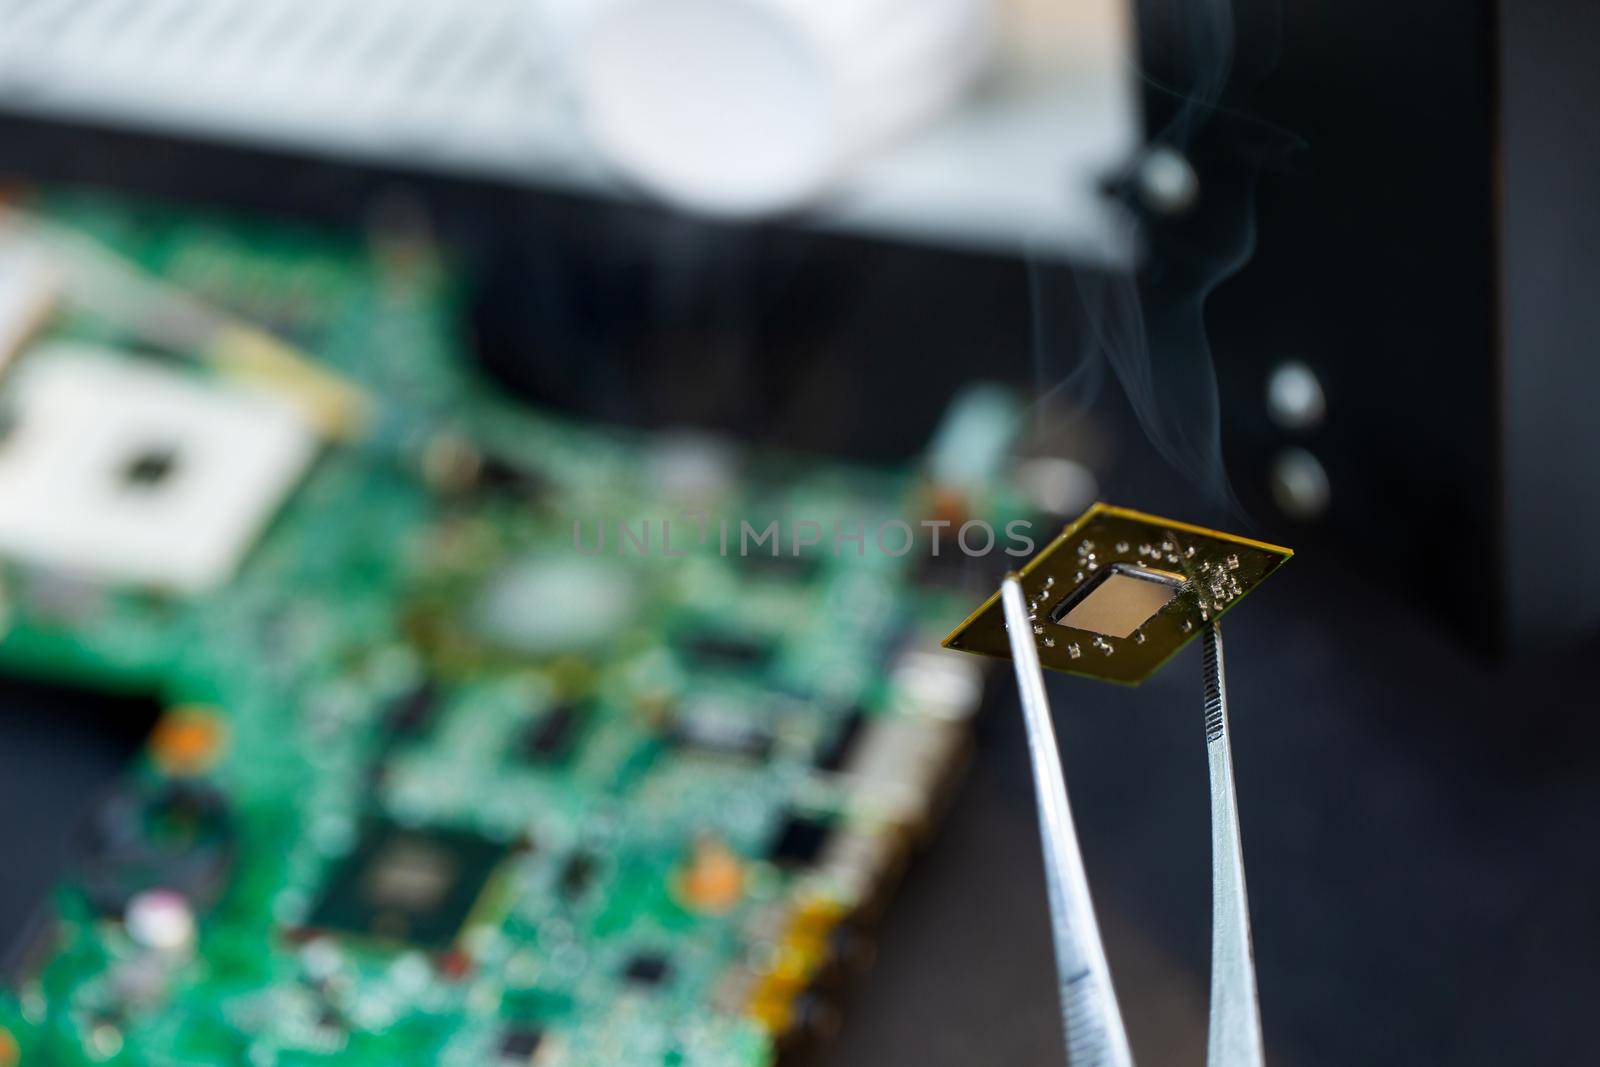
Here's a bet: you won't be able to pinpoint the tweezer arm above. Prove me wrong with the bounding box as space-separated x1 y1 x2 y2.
1202 622 1265 1067
1000 576 1134 1067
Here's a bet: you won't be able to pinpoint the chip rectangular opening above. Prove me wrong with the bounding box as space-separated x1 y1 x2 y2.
1050 564 1185 639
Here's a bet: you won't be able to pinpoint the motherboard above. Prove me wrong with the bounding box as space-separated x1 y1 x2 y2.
0 193 1015 1066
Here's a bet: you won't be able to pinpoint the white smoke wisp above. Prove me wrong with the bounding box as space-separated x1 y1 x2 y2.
1023 0 1286 517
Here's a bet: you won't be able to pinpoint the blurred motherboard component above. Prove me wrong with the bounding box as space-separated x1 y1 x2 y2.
824 712 965 825
944 503 1292 683
303 820 512 952
0 192 1009 1067
674 835 746 916
0 342 316 592
0 233 58 375
468 557 635 656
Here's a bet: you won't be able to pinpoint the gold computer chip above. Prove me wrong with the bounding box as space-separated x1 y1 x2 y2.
942 503 1292 684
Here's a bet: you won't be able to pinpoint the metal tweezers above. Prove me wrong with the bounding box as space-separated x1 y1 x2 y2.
999 575 1264 1067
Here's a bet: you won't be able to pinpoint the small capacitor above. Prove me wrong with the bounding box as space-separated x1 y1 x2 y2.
124 889 196 955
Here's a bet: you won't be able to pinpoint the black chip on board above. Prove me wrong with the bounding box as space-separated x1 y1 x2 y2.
680 631 774 672
498 1025 545 1060
305 820 506 950
522 702 585 764
385 681 440 739
766 811 836 869
558 851 597 900
814 709 866 772
476 452 547 498
622 951 672 987
80 780 236 915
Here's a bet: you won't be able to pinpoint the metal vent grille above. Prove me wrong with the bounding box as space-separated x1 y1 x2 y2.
0 0 593 183
0 0 1137 260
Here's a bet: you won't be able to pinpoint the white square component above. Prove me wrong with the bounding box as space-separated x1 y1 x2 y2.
0 234 60 376
0 344 318 593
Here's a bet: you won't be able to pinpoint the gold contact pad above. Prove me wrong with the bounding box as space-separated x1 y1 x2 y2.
942 503 1292 685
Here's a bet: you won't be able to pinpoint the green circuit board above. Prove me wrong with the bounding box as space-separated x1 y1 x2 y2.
0 193 1011 1066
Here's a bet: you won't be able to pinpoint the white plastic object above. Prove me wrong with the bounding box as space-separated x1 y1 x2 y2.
574 0 995 216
